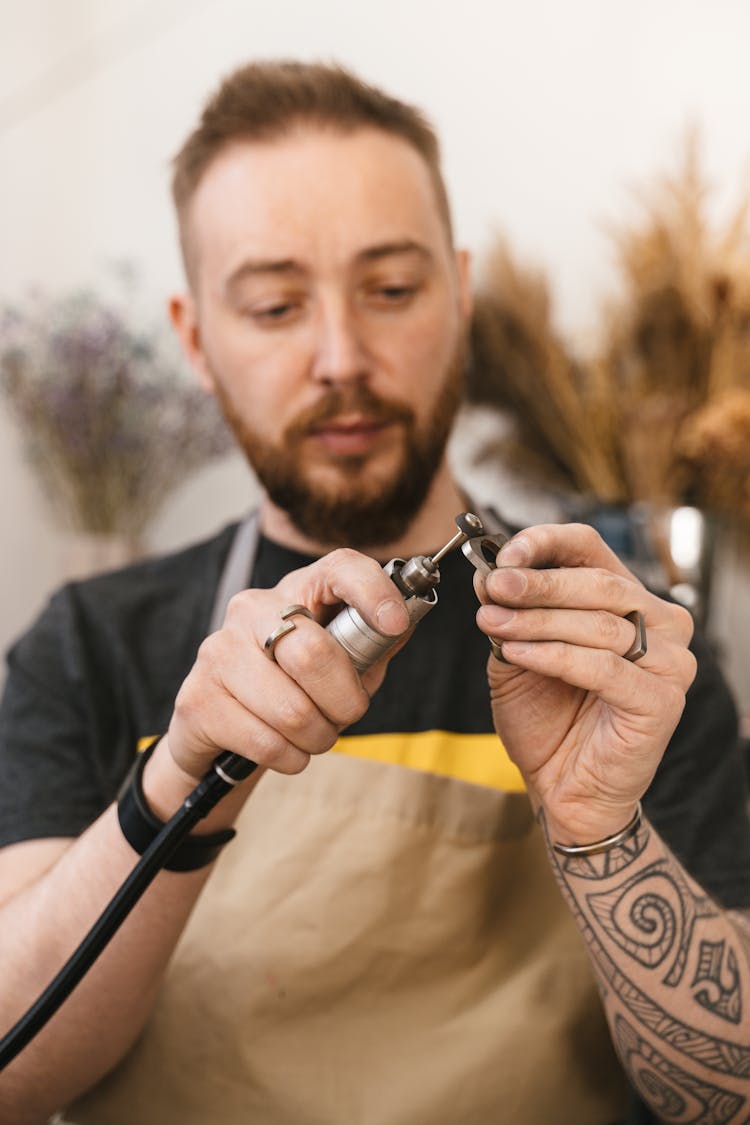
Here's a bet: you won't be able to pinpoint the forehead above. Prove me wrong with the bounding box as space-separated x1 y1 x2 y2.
186 126 452 285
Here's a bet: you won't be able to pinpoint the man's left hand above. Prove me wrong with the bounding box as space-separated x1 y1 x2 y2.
475 523 697 847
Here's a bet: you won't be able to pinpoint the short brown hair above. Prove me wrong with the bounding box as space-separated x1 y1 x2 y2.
171 60 453 274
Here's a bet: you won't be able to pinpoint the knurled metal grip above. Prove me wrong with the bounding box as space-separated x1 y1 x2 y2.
326 558 438 672
325 514 488 673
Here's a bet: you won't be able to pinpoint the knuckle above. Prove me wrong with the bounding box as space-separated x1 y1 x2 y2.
328 548 392 595
224 587 262 624
665 683 688 718
550 640 574 673
328 547 366 575
594 608 621 643
574 522 602 549
671 603 695 643
527 607 550 634
173 679 201 724
264 738 310 774
293 630 336 678
276 692 314 736
332 686 370 728
195 633 219 666
601 648 622 680
256 729 297 770
591 567 620 600
193 631 236 682
224 591 245 622
308 727 340 755
285 751 312 775
681 648 698 688
535 569 560 601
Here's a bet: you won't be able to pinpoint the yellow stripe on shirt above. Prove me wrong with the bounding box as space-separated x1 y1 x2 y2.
137 731 526 792
136 735 162 754
333 730 526 792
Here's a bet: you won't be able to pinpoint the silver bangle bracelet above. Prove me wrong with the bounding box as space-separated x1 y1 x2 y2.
552 802 643 857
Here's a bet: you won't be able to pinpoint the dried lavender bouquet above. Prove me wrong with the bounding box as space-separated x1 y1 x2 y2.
0 285 232 541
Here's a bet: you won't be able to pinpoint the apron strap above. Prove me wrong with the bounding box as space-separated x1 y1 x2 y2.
208 510 261 633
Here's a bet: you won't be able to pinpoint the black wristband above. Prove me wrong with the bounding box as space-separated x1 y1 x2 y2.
117 738 236 872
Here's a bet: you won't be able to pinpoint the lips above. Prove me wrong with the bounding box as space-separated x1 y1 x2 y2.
310 415 394 456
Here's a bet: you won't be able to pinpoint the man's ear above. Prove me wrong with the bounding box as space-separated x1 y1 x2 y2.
168 293 215 393
454 248 473 322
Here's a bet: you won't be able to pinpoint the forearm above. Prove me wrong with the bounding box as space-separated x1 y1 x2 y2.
0 750 261 1124
544 811 750 1121
0 552 409 1122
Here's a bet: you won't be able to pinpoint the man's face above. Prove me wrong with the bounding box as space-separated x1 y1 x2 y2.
174 125 471 547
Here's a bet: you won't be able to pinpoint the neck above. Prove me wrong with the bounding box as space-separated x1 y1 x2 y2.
258 460 470 560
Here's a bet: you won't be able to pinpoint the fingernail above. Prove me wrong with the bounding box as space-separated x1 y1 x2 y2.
376 599 409 635
498 536 531 567
490 568 527 597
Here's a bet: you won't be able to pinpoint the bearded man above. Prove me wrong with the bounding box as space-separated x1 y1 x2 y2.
0 61 748 1125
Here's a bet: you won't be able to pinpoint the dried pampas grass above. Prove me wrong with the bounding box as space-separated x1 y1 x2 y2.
468 135 750 541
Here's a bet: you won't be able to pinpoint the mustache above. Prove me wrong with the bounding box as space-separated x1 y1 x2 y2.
285 384 415 439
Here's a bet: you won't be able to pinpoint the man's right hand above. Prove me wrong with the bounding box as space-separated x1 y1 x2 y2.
159 548 410 796
0 547 409 1122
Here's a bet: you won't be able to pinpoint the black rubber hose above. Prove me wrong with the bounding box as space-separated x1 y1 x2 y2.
0 750 256 1070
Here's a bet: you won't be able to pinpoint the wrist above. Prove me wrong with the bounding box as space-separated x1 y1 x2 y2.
117 741 236 870
550 803 643 857
539 799 643 852
143 736 262 834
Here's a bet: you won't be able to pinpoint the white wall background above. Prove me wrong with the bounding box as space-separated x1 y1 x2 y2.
2 0 750 715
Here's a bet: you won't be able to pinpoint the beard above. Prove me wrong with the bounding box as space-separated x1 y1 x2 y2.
212 337 467 548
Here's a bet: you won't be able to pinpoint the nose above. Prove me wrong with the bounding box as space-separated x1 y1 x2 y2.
310 297 370 386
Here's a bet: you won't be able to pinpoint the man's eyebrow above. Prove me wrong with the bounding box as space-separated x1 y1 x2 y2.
225 258 305 292
357 240 433 264
224 241 432 293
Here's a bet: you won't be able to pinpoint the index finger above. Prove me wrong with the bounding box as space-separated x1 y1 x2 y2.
278 547 410 637
496 523 641 584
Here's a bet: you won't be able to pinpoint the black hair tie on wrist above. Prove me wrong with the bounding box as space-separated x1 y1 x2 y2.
117 739 236 871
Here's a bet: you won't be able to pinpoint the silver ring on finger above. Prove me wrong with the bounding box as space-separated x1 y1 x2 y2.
263 604 315 662
623 610 647 662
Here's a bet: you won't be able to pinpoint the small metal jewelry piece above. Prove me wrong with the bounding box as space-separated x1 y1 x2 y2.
263 604 315 661
623 610 647 662
460 529 511 661
552 801 643 856
460 530 510 576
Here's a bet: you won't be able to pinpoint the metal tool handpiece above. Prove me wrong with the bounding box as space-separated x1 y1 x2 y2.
326 512 485 671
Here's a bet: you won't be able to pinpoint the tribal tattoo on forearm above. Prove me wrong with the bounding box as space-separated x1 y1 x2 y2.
542 810 750 1123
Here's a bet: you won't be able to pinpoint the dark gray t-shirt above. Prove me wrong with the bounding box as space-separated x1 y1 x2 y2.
1 523 748 908
1 523 749 1125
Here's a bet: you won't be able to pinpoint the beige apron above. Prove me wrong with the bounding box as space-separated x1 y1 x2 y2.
67 514 628 1123
68 753 627 1124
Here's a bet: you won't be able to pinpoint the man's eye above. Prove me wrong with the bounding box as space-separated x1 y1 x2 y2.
370 284 419 305
252 302 299 323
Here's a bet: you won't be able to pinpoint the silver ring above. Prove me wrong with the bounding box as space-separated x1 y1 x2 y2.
263 604 315 661
623 610 647 662
489 609 648 665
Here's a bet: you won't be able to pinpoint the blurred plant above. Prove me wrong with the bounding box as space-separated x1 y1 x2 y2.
469 243 626 503
468 136 750 540
0 278 232 540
